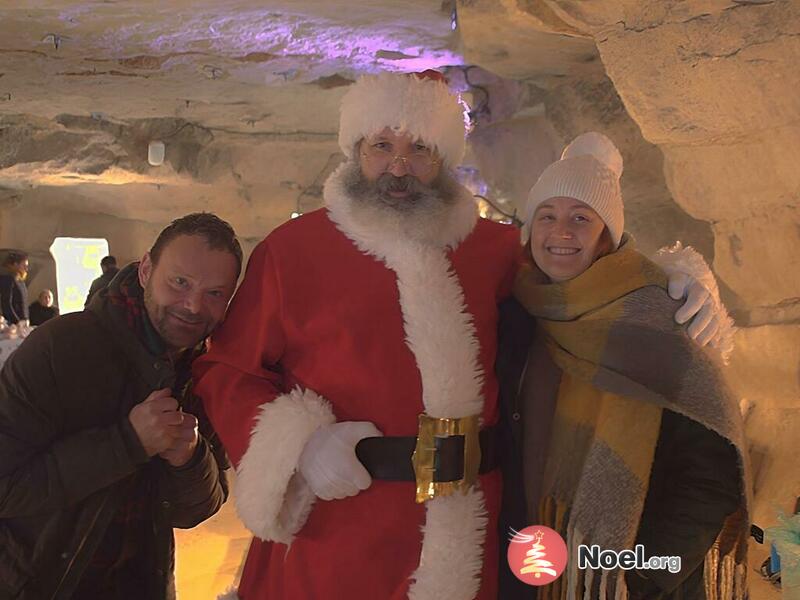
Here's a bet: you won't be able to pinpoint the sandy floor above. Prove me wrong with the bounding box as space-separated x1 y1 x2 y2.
174 486 250 600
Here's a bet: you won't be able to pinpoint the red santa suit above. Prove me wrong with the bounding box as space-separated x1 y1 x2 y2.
193 161 521 599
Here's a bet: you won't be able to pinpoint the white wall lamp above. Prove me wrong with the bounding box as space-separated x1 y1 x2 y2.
148 140 165 166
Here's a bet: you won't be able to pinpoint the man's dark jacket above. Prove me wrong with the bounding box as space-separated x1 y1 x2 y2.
496 298 740 600
28 301 59 327
0 267 229 599
0 272 28 324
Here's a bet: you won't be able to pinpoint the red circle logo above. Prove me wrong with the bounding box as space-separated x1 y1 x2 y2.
507 526 569 586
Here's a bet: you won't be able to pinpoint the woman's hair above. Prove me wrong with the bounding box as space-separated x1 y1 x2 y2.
595 228 615 260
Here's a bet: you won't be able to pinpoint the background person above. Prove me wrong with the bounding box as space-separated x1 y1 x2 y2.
85 254 119 307
28 288 59 326
0 250 29 324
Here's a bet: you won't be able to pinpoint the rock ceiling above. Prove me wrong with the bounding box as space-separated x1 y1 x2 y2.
0 1 472 238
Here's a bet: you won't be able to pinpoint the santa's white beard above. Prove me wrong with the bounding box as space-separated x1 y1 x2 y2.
336 161 465 247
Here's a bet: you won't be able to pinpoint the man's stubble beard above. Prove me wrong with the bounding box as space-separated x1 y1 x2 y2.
143 280 213 351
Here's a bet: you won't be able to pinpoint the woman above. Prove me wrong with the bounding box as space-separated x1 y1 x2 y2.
0 251 29 325
498 133 750 599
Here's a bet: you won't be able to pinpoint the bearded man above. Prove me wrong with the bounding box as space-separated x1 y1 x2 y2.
193 71 729 600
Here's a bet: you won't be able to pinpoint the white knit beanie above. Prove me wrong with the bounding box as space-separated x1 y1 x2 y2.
338 71 466 168
522 132 625 248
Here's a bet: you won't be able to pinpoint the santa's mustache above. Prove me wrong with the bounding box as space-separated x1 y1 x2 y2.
340 159 458 213
375 173 428 195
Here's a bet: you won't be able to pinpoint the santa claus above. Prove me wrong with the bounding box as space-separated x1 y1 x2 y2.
193 70 726 600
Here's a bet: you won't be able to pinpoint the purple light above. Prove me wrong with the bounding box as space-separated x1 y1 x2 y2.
120 9 463 75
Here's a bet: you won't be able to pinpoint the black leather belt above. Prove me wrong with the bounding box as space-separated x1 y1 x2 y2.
355 425 500 482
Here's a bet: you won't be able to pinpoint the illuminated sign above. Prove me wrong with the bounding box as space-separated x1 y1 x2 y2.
49 238 110 315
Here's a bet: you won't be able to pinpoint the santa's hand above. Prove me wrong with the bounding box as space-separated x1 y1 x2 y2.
298 421 382 501
667 271 719 346
654 242 736 361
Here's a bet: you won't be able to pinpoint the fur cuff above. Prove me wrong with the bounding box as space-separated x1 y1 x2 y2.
654 242 737 363
234 387 335 544
217 589 240 600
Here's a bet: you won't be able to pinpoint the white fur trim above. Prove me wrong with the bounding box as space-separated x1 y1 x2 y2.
234 388 335 545
324 167 487 596
216 589 240 600
408 489 488 600
339 72 466 168
654 242 737 363
393 242 484 418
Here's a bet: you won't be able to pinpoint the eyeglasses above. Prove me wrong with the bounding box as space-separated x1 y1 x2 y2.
361 141 440 177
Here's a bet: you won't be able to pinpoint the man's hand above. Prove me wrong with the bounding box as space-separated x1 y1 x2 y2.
128 388 185 457
298 421 382 501
159 413 199 468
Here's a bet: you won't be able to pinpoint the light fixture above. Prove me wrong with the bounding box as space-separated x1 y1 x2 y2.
41 33 69 50
148 141 165 166
201 65 225 80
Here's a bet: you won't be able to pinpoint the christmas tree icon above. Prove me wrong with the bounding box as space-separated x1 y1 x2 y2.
517 529 558 578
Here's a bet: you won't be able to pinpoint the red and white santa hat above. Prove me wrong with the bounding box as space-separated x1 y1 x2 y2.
338 70 466 168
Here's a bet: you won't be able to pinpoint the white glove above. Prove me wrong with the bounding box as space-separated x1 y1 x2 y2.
667 271 720 346
654 242 736 357
298 421 382 501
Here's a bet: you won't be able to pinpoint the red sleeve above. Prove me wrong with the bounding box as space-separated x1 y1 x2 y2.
193 239 286 466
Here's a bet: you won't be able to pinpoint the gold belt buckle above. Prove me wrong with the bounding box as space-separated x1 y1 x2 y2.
411 413 481 504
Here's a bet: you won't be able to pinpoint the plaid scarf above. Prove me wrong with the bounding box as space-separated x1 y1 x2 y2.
513 239 750 600
105 262 165 356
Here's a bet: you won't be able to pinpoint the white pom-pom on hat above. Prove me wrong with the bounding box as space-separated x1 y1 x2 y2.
522 131 625 249
561 131 623 179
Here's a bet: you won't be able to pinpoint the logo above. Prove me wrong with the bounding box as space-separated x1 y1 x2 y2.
578 545 681 574
507 526 568 586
